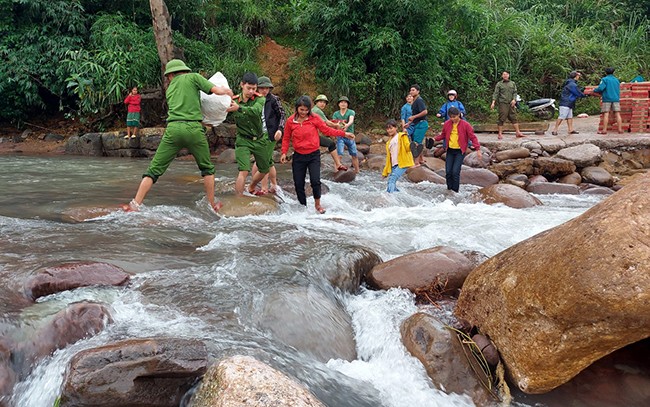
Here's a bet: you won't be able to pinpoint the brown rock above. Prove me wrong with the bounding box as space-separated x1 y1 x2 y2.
494 147 530 162
477 184 542 208
526 182 580 195
331 169 357 183
366 246 474 294
61 338 208 407
192 356 325 407
558 172 582 185
459 167 499 187
401 313 494 406
25 262 130 300
217 195 280 217
533 157 576 178
456 172 650 393
528 174 548 183
581 166 614 187
406 166 446 184
488 158 534 179
365 155 386 171
422 156 446 171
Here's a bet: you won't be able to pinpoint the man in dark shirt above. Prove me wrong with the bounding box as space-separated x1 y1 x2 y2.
405 84 428 165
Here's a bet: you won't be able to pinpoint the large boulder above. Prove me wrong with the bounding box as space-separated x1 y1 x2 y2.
526 182 580 195
460 167 499 187
406 166 446 184
217 195 280 217
456 172 650 393
494 147 530 162
488 158 534 179
255 286 357 362
191 355 325 407
401 313 494 406
61 338 208 407
331 169 357 183
25 262 130 300
581 166 614 187
476 184 542 208
532 157 576 178
64 133 103 156
555 144 602 168
558 172 582 185
365 246 475 294
320 246 382 293
365 155 386 171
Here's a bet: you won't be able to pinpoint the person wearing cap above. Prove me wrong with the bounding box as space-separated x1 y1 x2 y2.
552 71 587 136
332 96 360 173
250 76 286 193
436 90 466 122
228 72 274 196
312 94 348 171
434 106 482 193
592 67 623 135
490 71 524 139
124 59 233 212
405 84 428 165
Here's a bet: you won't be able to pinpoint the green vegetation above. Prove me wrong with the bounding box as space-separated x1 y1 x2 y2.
1 0 647 126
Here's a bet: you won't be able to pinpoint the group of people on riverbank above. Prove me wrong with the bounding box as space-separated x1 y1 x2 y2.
122 59 629 214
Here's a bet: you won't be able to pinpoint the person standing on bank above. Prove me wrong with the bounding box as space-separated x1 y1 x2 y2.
592 67 623 135
552 71 587 135
124 86 141 139
332 96 360 173
434 107 482 193
124 59 233 212
281 96 354 214
382 119 414 193
490 71 524 140
251 76 286 194
228 72 274 196
405 84 428 165
312 94 348 171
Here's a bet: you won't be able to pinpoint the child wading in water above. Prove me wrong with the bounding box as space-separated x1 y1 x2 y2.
382 119 414 192
124 86 141 138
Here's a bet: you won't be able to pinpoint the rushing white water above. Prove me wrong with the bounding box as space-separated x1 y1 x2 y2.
0 155 604 407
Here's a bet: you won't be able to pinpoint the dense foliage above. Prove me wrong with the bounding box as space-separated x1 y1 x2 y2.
1 0 648 124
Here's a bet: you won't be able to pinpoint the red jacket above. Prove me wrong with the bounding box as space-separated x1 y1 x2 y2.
282 113 345 155
434 119 480 154
124 94 142 113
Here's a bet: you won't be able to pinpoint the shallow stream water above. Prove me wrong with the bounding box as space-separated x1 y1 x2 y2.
0 155 604 406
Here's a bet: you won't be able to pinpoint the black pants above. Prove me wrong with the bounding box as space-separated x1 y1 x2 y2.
292 150 321 205
445 148 464 192
319 135 336 153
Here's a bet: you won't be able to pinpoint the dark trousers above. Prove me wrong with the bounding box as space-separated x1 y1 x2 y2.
445 148 464 192
292 150 321 205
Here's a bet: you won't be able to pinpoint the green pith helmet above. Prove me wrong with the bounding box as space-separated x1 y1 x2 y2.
258 76 274 88
314 94 329 103
338 95 350 107
164 59 192 75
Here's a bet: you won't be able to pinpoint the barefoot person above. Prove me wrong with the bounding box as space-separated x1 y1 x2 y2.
490 71 524 139
228 72 274 196
281 96 354 214
124 86 141 139
592 67 623 135
124 59 232 212
382 119 414 192
250 76 286 193
312 94 347 171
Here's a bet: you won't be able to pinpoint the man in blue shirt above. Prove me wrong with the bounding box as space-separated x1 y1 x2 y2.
552 71 587 135
592 67 622 134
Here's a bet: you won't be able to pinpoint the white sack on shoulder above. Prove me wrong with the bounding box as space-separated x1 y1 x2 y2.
201 72 231 126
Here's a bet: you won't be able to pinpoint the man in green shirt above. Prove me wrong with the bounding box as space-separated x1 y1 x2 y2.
125 59 233 212
332 96 360 173
227 72 274 196
490 71 524 139
312 94 347 171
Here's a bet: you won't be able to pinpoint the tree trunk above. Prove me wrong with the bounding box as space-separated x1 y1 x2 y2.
149 0 175 89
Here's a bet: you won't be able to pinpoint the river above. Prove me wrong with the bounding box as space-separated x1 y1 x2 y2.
0 155 604 406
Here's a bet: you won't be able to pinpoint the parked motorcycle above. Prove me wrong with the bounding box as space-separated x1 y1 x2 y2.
515 95 557 120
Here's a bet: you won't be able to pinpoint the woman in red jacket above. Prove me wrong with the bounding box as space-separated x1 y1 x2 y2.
281 96 354 214
434 107 483 192
124 86 142 139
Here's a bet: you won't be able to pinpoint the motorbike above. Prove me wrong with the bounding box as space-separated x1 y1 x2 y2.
515 95 557 120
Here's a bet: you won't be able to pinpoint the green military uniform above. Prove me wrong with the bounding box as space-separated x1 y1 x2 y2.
492 79 518 125
232 95 273 173
144 73 215 182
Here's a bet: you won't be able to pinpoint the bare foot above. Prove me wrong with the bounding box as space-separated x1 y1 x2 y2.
315 206 326 214
515 133 525 138
497 134 503 140
210 201 223 212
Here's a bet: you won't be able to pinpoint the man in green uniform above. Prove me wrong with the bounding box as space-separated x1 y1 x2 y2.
227 72 274 196
125 59 233 212
490 71 524 139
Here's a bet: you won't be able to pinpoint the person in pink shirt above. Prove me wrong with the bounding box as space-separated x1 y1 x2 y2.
124 86 142 138
281 95 354 214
